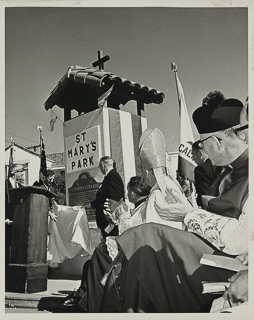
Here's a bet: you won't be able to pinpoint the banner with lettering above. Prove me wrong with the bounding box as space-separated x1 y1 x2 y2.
65 125 102 173
174 69 196 182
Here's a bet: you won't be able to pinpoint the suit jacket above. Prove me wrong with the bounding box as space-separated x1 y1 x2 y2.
194 159 221 207
207 148 248 219
5 178 23 220
33 179 57 207
91 169 124 230
33 179 57 194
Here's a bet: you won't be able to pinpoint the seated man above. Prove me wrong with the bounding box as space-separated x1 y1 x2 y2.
95 94 248 313
210 98 249 313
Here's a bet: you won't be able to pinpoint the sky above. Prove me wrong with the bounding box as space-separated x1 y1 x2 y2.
4 2 249 155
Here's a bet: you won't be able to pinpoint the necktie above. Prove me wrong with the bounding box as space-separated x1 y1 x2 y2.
218 166 233 196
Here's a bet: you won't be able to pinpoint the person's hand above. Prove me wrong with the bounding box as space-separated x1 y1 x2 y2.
48 210 59 222
104 198 123 214
236 253 248 265
103 210 114 224
5 219 13 225
155 188 193 222
223 270 248 306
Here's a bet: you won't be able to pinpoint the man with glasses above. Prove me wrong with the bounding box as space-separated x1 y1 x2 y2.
7 163 25 189
210 98 249 312
94 95 248 313
192 97 248 219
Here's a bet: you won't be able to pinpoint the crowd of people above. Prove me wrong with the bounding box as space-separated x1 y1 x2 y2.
5 90 249 313
59 91 249 313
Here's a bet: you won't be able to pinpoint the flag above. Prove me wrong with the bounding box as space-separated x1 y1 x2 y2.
7 139 14 202
98 85 114 108
172 63 197 208
50 110 58 131
174 68 196 182
40 136 47 177
8 144 14 178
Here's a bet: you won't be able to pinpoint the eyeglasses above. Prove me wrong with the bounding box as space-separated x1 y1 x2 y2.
233 124 248 138
196 135 222 149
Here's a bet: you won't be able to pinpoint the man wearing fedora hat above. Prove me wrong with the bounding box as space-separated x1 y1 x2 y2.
94 93 248 313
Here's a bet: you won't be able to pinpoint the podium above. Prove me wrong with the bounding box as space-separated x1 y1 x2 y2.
6 186 55 293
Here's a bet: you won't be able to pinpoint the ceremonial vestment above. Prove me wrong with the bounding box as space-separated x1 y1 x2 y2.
98 197 248 312
91 151 249 312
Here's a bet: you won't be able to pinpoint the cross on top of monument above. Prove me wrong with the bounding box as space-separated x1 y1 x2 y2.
92 50 110 70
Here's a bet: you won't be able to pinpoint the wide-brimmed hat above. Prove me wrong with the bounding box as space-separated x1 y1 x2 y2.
193 97 243 134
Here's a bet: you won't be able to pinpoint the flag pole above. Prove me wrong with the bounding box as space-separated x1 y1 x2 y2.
170 62 197 208
37 126 43 180
6 138 15 203
37 126 42 153
51 109 64 124
171 62 180 115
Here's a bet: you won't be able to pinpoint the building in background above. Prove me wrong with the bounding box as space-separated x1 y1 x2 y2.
46 152 65 179
44 60 165 216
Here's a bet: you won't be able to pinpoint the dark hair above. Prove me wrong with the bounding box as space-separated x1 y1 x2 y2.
128 176 151 197
191 141 202 151
45 169 54 177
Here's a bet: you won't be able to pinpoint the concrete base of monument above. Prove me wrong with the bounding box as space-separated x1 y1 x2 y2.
49 227 102 280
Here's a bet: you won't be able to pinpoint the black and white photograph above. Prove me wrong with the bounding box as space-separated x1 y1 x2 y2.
2 0 253 317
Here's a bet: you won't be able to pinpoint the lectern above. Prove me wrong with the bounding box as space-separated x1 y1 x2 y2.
6 186 55 293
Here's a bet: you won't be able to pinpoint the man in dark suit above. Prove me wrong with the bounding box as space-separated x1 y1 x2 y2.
33 169 57 193
5 163 25 281
191 141 222 207
5 163 25 224
88 156 125 239
33 169 58 222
